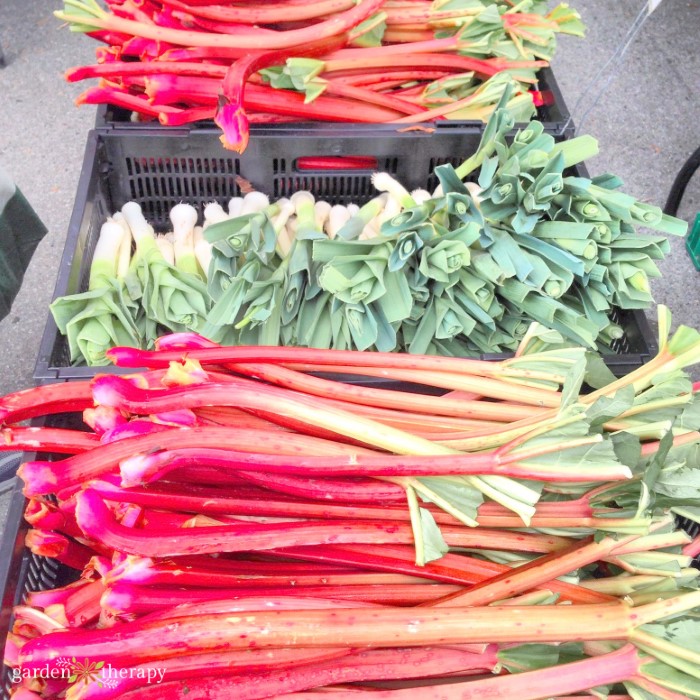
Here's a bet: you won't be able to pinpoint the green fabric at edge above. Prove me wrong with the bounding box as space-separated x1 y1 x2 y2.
0 185 48 321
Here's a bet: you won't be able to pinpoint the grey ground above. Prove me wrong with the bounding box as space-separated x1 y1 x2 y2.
0 1 698 536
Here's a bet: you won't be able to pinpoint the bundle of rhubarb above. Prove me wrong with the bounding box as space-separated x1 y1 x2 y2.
56 0 585 151
50 102 687 365
5 308 700 698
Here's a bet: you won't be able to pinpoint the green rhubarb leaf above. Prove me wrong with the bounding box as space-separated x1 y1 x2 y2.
350 12 387 47
654 461 700 502
625 686 661 700
678 399 700 432
584 352 618 390
610 431 642 472
638 659 700 698
510 414 624 478
414 476 483 527
559 355 587 412
586 386 636 428
497 642 584 674
418 507 449 564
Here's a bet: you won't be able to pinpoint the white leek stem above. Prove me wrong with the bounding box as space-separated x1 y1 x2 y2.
272 198 295 232
110 213 133 280
378 196 402 226
358 227 377 240
90 220 124 288
465 182 483 205
170 203 200 276
193 226 212 279
121 201 157 250
240 191 269 215
273 199 296 258
203 202 228 229
290 191 316 230
276 225 295 259
314 201 332 233
347 203 360 218
228 196 244 218
326 205 350 239
287 216 298 237
411 189 432 205
155 235 175 266
372 172 417 209
360 215 381 240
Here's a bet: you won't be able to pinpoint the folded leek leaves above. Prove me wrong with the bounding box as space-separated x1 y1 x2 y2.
52 98 688 363
198 100 687 354
50 219 141 366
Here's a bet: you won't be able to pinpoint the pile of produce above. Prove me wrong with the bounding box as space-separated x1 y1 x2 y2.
50 102 687 365
4 309 700 698
56 0 585 150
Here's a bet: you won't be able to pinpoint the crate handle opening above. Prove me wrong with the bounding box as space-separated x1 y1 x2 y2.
295 156 378 172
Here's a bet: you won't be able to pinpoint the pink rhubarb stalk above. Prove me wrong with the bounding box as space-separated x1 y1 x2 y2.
56 0 386 49
18 424 377 496
0 381 93 425
74 488 569 557
104 555 426 588
161 0 359 24
24 530 97 570
275 544 614 604
216 35 348 152
119 646 500 700
258 645 651 700
104 340 568 381
115 443 629 484
1 426 99 455
20 596 700 669
102 582 461 616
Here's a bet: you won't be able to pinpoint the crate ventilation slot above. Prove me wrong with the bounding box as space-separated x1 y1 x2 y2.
274 175 377 204
124 156 241 225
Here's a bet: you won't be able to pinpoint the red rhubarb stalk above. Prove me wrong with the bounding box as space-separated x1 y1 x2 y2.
428 530 654 608
71 647 350 700
24 530 97 570
275 544 613 603
161 0 358 24
18 425 377 496
65 61 228 82
258 645 649 700
56 0 386 49
21 596 700 669
43 580 105 628
104 340 569 381
226 362 551 416
1 426 99 455
104 555 426 588
116 444 629 483
74 488 569 557
102 582 461 615
0 381 94 425
119 646 500 700
216 35 348 151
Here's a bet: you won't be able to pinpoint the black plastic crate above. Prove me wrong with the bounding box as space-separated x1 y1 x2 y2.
93 66 574 138
34 126 657 383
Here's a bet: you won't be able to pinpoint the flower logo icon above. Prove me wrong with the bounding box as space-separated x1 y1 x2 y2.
66 657 105 687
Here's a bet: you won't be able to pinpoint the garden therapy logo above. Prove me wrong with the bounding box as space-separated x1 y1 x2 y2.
11 657 165 688
58 657 112 687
